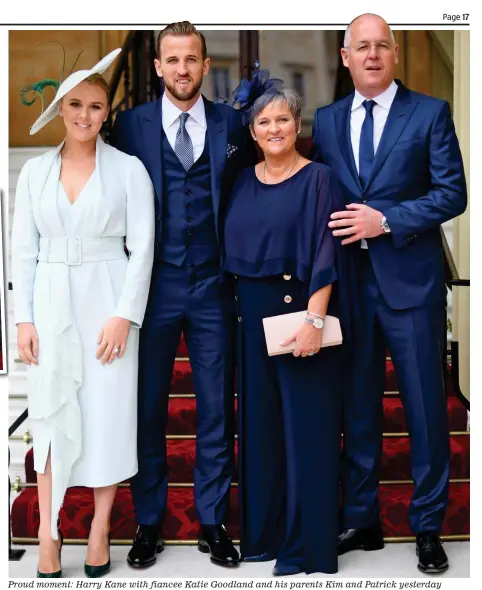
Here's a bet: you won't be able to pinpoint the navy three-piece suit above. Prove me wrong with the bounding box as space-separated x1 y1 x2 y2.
110 96 254 527
312 81 467 533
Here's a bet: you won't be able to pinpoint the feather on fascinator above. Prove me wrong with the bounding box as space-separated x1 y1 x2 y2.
20 43 121 135
232 61 284 124
20 42 83 114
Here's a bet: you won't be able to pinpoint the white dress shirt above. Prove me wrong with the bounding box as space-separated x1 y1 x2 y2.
350 80 398 248
162 93 207 163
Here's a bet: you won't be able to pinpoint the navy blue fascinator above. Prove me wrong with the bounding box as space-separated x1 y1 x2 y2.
232 61 284 124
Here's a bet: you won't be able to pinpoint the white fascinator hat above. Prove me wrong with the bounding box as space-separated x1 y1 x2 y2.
27 47 122 135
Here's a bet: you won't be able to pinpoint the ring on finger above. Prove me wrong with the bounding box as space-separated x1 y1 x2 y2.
113 347 120 355
308 352 314 356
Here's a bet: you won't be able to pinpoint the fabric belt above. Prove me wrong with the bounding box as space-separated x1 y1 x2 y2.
38 236 126 265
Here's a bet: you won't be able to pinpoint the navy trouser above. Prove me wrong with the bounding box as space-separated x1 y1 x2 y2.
236 275 342 574
343 251 450 533
131 259 235 526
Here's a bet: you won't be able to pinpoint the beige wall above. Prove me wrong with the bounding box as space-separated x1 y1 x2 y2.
394 31 432 95
9 30 127 147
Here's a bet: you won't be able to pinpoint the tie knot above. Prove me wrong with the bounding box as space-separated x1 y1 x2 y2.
363 99 376 114
179 112 190 127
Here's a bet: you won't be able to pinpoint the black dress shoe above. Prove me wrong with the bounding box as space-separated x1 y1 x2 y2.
198 525 240 567
127 525 164 569
416 533 449 573
338 525 384 555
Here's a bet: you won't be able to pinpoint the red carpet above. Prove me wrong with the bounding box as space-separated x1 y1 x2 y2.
11 483 469 541
11 333 469 541
23 435 469 485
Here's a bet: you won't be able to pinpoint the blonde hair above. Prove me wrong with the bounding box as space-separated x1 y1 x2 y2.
84 73 109 96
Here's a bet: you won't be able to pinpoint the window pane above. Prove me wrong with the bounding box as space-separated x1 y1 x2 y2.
201 30 240 103
259 30 340 137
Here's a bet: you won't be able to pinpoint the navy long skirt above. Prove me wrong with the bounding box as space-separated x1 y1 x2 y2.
235 275 342 575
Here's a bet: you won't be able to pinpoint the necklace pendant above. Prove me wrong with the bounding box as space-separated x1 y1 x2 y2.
263 153 300 184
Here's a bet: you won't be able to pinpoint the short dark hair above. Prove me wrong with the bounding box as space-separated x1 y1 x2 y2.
156 21 207 61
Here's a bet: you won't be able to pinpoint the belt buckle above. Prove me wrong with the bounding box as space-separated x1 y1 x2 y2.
65 236 82 266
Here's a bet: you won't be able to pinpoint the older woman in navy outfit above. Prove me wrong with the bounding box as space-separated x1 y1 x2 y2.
223 82 356 575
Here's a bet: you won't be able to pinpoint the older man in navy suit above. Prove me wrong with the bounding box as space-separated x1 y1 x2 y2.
111 22 255 569
312 14 467 573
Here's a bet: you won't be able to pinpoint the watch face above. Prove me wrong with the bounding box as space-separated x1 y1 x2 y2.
313 318 324 329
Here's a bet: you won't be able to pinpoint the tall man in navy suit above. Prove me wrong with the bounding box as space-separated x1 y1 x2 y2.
111 22 255 569
312 14 467 573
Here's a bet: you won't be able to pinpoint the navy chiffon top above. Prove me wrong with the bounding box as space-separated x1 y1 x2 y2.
222 161 360 343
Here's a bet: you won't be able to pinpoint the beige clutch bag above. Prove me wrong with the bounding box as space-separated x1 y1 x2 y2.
262 311 343 356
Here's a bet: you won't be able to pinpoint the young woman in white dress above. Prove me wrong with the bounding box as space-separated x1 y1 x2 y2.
12 50 155 578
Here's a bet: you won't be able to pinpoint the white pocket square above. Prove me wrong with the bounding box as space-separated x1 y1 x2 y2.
226 144 239 158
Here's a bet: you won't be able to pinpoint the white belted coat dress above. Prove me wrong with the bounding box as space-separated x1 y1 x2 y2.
12 135 155 538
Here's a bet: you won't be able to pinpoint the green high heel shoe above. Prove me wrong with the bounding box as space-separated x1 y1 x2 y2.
37 530 63 578
84 533 111 578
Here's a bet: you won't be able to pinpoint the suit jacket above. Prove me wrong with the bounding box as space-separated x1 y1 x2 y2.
109 95 256 248
312 81 467 310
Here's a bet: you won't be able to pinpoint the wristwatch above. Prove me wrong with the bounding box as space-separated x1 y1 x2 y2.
305 316 324 329
381 216 391 233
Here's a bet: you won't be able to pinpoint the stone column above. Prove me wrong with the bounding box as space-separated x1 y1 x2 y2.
452 31 470 402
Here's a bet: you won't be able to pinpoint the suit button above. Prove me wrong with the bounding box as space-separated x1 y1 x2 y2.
362 198 367 204
284 295 292 303
156 215 161 222
283 274 291 281
185 189 191 195
185 203 191 208
187 230 192 236
238 316 242 323
186 217 192 222
186 243 191 248
234 295 238 301
155 240 159 248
